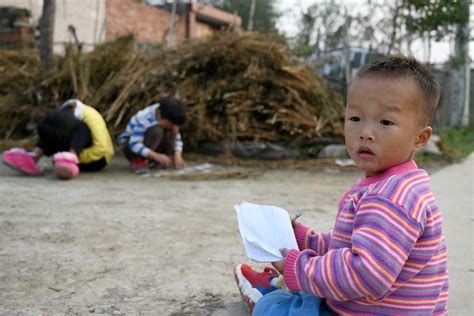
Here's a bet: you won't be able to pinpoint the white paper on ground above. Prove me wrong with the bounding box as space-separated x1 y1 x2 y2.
234 201 298 262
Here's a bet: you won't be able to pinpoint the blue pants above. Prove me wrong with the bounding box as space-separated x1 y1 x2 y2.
253 290 332 316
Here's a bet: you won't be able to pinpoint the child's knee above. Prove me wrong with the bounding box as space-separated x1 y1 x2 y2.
253 290 324 316
144 125 163 140
143 125 164 146
253 290 294 315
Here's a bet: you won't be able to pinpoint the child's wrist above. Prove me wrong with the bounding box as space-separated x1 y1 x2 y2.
282 249 301 291
293 223 310 249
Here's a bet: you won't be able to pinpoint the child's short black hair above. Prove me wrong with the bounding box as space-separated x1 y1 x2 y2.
158 96 186 125
37 107 81 146
356 55 441 125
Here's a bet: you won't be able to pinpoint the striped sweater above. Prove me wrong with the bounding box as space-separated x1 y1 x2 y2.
283 160 449 315
117 104 183 157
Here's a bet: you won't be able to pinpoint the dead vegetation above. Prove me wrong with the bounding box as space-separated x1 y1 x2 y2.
0 32 345 148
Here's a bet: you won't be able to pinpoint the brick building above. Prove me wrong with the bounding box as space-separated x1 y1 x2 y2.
106 0 241 48
0 0 241 52
0 6 34 49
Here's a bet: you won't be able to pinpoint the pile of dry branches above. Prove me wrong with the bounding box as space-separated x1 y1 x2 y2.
0 32 345 147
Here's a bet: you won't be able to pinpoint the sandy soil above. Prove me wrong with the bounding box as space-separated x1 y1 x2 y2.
0 155 363 315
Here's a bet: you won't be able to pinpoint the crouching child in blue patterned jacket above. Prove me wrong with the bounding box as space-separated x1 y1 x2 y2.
117 96 186 172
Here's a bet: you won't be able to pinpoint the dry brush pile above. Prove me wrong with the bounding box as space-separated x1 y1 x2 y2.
0 32 345 148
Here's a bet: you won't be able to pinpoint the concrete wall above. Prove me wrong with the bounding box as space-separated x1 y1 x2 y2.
470 68 474 126
432 68 474 129
0 0 106 53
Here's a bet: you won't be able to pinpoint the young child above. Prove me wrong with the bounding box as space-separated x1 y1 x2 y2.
116 96 186 171
2 99 114 180
234 56 449 315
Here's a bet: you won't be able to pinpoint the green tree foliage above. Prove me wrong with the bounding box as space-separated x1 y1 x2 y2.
292 0 416 58
292 1 344 57
405 0 470 127
202 0 280 33
404 0 469 40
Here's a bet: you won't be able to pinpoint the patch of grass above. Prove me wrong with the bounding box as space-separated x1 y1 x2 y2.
415 127 473 166
297 144 324 159
438 127 474 160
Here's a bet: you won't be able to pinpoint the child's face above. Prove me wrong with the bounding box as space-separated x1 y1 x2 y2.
344 75 431 177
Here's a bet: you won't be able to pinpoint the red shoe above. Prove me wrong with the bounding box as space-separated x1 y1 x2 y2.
130 158 148 173
234 263 279 311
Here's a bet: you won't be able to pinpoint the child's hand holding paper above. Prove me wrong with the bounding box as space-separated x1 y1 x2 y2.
271 248 289 274
234 201 298 262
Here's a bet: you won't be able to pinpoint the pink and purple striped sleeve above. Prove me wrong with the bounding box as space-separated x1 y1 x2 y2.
284 195 422 301
293 222 332 255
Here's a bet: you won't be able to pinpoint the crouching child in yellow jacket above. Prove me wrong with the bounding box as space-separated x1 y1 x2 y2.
2 99 114 180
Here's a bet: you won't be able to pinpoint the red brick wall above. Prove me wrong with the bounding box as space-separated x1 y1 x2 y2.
0 28 33 48
0 10 34 49
106 0 186 44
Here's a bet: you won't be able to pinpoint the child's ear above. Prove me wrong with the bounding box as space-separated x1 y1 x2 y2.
414 126 432 151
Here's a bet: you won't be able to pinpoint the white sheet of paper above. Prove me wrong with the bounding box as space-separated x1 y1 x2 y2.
235 201 298 262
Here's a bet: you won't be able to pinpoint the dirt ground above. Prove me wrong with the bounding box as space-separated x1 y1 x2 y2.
5 153 467 315
0 154 364 315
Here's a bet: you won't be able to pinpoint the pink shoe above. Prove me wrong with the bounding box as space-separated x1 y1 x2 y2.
2 148 43 176
53 152 79 180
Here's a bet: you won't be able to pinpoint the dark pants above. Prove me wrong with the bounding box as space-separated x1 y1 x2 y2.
123 125 176 161
37 121 106 171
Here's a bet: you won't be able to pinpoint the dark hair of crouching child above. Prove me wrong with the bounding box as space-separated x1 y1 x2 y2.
37 107 82 154
157 96 187 126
